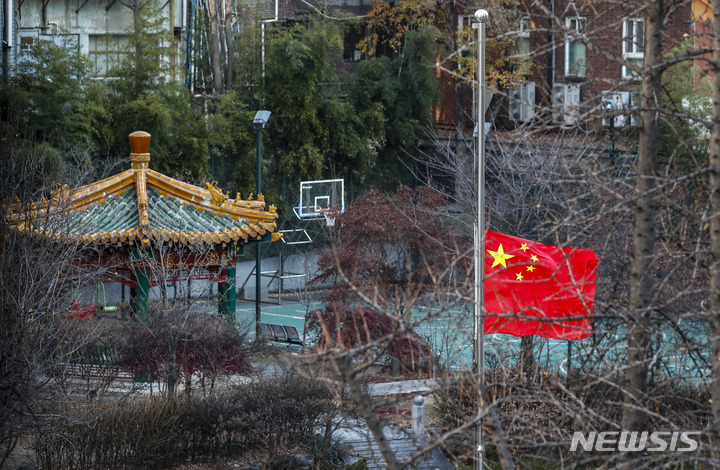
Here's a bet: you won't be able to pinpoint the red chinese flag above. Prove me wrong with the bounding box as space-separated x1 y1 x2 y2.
483 230 598 340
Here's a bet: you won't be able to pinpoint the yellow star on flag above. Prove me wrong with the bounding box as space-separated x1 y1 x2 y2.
488 243 515 268
521 243 529 252
530 254 539 263
526 265 535 272
516 272 524 281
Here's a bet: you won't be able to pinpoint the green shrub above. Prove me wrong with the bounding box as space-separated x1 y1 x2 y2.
345 457 369 470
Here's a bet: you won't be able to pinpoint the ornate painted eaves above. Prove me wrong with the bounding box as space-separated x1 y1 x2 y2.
9 131 282 248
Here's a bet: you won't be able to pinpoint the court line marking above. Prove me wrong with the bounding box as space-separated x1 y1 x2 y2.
261 312 305 320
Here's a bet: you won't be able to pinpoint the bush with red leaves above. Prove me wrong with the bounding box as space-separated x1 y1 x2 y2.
306 303 429 363
114 310 251 393
313 186 470 304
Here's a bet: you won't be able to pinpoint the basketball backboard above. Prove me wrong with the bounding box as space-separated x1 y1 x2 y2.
298 179 345 219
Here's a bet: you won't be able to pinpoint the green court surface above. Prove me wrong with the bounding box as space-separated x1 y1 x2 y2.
234 301 710 384
235 300 322 334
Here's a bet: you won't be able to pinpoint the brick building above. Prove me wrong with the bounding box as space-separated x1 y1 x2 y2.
501 0 711 129
1 0 712 132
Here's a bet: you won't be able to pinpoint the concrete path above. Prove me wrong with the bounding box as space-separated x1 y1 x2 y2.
337 419 450 470
368 379 437 397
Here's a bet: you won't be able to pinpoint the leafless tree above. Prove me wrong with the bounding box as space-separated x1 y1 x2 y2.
293 104 714 466
116 235 252 396
0 137 111 468
709 0 720 458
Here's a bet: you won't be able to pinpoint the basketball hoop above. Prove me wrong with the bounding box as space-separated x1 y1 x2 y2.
320 209 337 227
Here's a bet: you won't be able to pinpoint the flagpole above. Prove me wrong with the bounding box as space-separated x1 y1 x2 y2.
474 9 488 470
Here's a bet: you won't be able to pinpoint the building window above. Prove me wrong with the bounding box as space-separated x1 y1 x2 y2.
622 18 644 79
458 14 474 31
88 35 129 78
343 24 364 62
565 17 586 77
17 30 79 68
17 31 40 67
20 35 35 52
457 13 474 48
516 16 530 57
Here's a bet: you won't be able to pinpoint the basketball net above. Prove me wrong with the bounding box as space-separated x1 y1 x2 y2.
320 209 337 227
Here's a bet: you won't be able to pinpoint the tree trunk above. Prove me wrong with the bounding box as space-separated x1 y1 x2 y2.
441 0 467 136
133 1 145 89
218 2 227 78
184 372 192 396
621 0 662 432
224 0 234 88
709 0 720 460
167 351 178 395
207 0 224 94
519 336 535 380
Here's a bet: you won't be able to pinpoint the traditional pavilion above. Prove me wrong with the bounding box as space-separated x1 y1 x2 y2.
9 131 281 321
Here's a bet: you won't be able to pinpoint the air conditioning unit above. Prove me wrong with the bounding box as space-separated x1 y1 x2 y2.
508 81 535 122
601 91 630 127
552 83 581 125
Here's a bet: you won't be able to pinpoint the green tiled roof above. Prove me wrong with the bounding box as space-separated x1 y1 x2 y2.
70 189 139 233
10 131 280 248
147 189 241 233
51 188 270 247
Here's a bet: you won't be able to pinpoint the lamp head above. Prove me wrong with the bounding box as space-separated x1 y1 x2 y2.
475 9 488 23
253 110 272 130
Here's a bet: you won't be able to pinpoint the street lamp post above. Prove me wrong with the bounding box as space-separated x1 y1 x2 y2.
253 110 271 337
474 9 488 470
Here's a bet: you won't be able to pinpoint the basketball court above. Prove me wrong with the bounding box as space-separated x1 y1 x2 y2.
234 300 710 385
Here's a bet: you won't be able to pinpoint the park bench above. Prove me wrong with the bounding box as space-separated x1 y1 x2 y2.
56 344 135 381
57 362 135 381
258 322 304 346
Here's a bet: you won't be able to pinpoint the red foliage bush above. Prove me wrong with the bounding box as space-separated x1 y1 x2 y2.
313 186 471 304
306 303 430 363
114 310 251 390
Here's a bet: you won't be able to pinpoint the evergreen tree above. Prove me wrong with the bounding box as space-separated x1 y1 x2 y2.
1 36 93 148
349 27 440 190
100 2 210 181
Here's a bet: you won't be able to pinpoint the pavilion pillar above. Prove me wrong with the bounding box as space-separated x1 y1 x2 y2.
218 265 236 321
135 268 150 323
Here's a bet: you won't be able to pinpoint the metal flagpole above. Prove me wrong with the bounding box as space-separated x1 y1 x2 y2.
474 9 488 470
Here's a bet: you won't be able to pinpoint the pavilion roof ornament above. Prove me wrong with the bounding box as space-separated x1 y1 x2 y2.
10 131 281 248
206 182 229 207
130 131 151 229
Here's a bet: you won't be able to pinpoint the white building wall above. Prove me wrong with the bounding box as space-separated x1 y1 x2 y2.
74 250 329 310
15 0 183 67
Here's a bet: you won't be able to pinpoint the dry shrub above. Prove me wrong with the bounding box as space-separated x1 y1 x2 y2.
306 303 430 365
431 370 711 466
34 398 195 470
32 375 336 469
222 375 337 454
